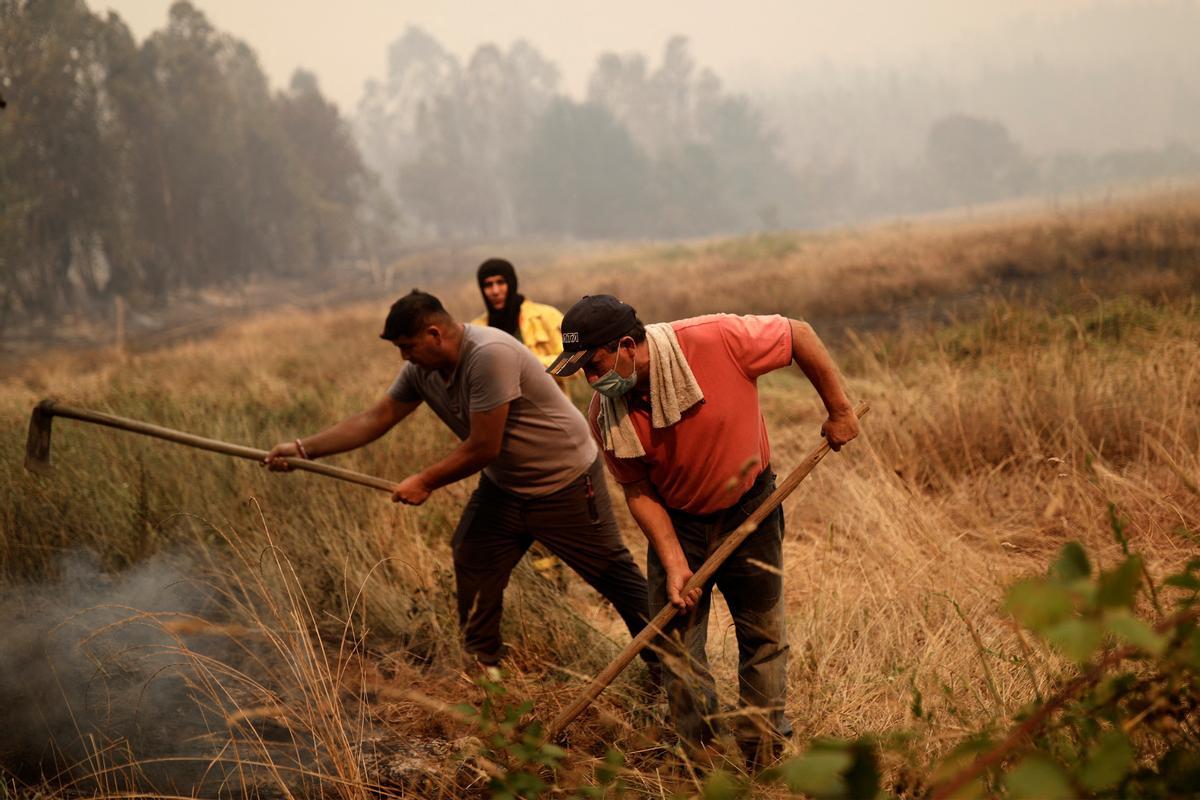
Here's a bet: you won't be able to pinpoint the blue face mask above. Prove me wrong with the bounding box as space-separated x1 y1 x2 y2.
592 341 637 399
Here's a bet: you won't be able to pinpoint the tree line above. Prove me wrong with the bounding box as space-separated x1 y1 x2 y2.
4 2 1198 325
0 0 378 325
357 30 797 241
359 25 1200 242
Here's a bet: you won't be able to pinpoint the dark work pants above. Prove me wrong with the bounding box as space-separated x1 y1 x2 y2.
452 457 654 666
646 468 792 760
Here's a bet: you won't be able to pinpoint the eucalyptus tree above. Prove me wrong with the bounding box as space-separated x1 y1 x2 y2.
0 0 117 319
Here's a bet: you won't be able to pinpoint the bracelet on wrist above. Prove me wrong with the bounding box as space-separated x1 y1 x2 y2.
294 438 310 460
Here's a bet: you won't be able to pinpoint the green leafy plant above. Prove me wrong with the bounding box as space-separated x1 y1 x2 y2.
454 668 626 800
926 509 1200 799
712 508 1200 800
764 739 882 799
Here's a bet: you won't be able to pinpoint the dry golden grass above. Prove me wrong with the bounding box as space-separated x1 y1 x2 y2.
474 185 1200 335
2 190 1199 797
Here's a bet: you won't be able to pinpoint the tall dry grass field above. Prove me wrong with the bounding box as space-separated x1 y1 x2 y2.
2 191 1199 797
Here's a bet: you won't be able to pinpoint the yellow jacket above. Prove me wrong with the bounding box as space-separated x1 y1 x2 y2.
472 299 569 372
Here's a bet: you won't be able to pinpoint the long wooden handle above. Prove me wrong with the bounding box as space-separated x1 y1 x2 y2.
546 401 870 738
37 400 398 493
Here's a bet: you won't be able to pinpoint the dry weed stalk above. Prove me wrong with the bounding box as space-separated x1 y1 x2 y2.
2 191 1198 796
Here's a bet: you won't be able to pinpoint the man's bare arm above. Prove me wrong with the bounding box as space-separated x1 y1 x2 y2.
392 402 509 504
789 319 859 450
265 395 419 467
622 478 701 611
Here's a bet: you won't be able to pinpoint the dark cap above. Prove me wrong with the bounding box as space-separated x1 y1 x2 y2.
545 295 638 377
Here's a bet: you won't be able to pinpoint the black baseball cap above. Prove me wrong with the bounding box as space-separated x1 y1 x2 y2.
546 295 639 377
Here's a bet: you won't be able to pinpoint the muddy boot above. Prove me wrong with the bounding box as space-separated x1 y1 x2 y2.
639 660 664 698
674 737 742 781
738 737 785 775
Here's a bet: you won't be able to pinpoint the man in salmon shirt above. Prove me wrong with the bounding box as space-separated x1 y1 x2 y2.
546 294 859 770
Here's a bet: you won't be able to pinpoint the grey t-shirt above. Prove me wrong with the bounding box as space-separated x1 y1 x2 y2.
386 324 597 496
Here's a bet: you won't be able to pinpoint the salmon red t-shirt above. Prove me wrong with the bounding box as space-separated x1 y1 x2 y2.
587 314 792 515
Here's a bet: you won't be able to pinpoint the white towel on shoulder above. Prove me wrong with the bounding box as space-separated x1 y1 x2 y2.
599 322 704 458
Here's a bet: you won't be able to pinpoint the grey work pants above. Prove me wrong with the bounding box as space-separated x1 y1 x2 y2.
452 457 655 666
647 468 792 758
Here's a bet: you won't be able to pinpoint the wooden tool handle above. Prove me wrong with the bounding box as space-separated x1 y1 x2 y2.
37 400 398 493
546 400 870 738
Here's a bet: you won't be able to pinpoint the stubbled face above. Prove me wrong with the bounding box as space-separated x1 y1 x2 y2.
582 338 635 386
391 327 444 369
481 276 508 310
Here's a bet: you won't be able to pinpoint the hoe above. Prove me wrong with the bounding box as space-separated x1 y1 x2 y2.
24 398 397 492
546 400 869 737
24 397 869 739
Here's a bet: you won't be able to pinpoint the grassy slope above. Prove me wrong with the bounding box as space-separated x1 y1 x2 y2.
2 191 1199 797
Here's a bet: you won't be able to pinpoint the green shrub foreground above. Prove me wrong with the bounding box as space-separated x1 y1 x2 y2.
440 505 1200 799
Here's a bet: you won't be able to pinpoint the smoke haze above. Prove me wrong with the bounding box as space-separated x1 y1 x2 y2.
83 0 1147 113
0 551 248 794
7 1 1198 322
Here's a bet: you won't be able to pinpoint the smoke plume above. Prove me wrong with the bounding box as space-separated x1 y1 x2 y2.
0 550 260 795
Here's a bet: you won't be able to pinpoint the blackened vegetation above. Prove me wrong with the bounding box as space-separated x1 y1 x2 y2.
0 551 310 797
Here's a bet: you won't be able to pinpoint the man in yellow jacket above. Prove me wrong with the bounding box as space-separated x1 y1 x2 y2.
472 258 571 391
471 258 575 583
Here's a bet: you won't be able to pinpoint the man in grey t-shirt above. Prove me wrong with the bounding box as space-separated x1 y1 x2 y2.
266 290 655 669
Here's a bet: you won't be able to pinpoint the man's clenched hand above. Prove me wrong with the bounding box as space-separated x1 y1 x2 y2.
666 565 701 611
392 473 432 505
264 442 299 471
821 408 860 452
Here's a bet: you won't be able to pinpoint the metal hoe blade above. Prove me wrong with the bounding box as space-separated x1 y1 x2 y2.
25 399 56 474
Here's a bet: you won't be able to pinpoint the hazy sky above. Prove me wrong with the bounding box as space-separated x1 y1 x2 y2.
87 0 1130 112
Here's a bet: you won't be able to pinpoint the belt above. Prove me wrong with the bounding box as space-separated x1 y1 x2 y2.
669 465 774 524
731 465 775 516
